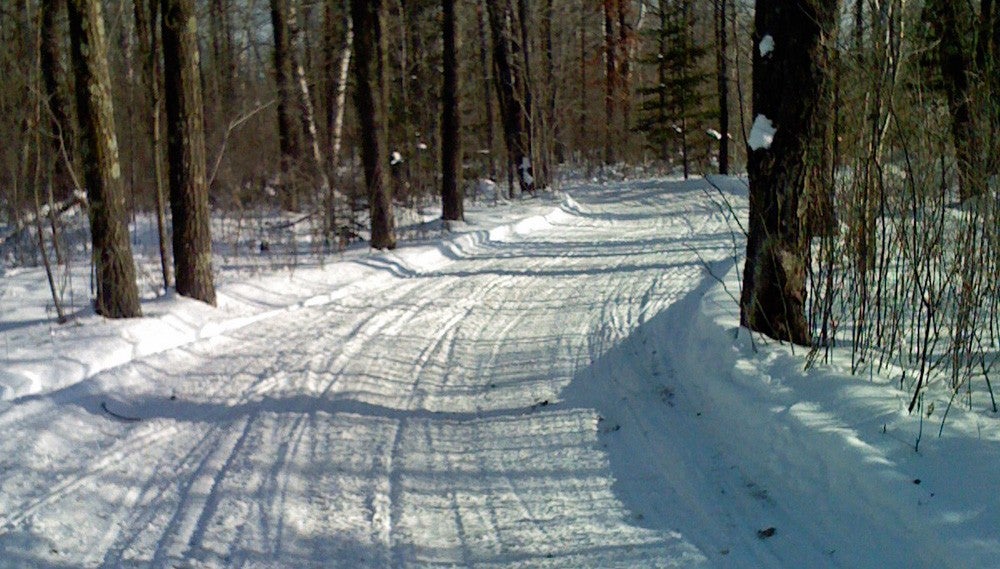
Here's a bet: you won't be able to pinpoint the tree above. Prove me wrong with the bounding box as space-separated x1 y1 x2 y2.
715 0 730 175
270 0 303 210
924 0 994 200
351 0 396 249
40 0 76 200
161 0 216 305
487 0 535 196
66 0 142 318
441 0 463 222
134 0 172 291
740 0 840 345
635 0 710 177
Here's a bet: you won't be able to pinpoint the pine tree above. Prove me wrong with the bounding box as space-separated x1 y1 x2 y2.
635 0 711 177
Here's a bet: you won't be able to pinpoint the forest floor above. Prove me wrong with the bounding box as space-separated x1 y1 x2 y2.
0 177 998 568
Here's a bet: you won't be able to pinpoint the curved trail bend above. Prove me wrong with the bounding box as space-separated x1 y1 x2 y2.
0 179 739 568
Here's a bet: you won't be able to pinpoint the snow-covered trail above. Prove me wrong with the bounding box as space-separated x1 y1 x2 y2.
4 178 980 569
1 180 737 568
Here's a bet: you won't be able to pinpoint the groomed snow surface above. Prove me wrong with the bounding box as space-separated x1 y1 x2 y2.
1 178 998 568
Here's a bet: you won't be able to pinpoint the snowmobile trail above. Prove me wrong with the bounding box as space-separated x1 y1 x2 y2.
1 179 738 568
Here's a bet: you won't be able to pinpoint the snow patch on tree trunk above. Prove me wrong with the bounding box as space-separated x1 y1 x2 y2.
748 114 776 150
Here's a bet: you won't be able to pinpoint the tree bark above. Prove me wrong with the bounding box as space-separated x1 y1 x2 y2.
67 0 142 318
715 0 730 175
134 0 172 291
741 0 840 345
487 0 535 197
476 1 497 179
603 0 617 164
925 0 981 200
270 0 302 210
324 0 351 170
441 0 463 221
40 0 76 200
161 0 216 305
351 0 396 250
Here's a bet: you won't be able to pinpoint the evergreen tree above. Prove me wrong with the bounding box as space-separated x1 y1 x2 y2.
634 0 711 178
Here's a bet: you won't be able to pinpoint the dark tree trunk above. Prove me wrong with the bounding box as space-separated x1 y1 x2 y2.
270 0 302 210
67 0 142 318
441 0 463 221
134 0 172 291
161 0 216 305
926 0 981 200
476 1 497 179
543 0 564 164
351 0 396 250
487 0 535 197
40 0 76 199
616 0 632 122
603 0 617 164
715 0 730 175
740 0 840 346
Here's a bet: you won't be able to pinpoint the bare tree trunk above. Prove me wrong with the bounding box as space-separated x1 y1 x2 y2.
351 0 396 249
67 0 142 318
603 0 617 164
926 0 981 200
289 0 331 198
40 0 76 200
441 0 463 221
741 0 840 345
161 0 216 305
134 0 171 291
476 0 497 179
715 0 730 175
487 0 535 196
543 0 564 165
324 0 351 169
270 0 302 210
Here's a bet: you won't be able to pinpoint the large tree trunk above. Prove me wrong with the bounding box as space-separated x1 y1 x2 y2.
440 0 463 221
270 0 302 210
351 0 396 250
740 0 840 346
162 0 216 305
67 0 142 318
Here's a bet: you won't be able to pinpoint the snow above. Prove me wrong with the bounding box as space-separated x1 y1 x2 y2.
1 177 998 568
519 156 534 187
759 35 775 57
749 114 777 150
